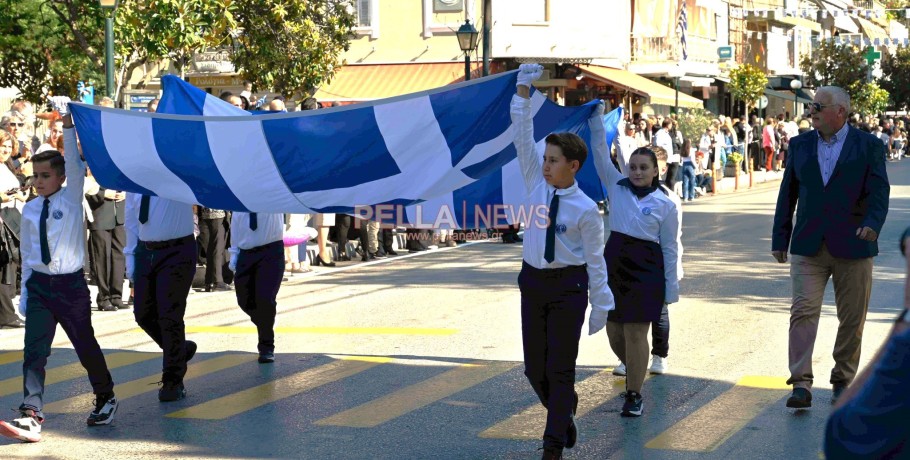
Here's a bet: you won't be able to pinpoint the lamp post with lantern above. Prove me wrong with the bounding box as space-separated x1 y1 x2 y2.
668 64 685 115
455 20 479 82
99 0 120 99
790 78 802 120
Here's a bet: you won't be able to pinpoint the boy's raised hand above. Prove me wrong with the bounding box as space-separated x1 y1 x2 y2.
516 64 544 88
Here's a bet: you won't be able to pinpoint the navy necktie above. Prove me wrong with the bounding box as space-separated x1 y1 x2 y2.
249 212 258 231
139 195 150 224
544 192 560 263
40 198 51 265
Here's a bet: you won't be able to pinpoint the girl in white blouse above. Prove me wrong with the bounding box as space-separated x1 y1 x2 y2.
591 115 683 417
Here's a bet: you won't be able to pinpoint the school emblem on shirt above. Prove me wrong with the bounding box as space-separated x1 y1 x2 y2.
641 207 652 216
556 223 567 234
53 210 63 220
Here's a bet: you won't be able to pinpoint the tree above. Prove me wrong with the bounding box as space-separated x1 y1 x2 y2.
879 46 910 111
851 81 889 116
728 63 768 118
799 40 867 99
676 108 716 146
0 0 103 101
113 0 237 100
230 0 356 101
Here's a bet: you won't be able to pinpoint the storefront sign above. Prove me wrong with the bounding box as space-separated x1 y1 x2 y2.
188 75 244 87
717 46 733 60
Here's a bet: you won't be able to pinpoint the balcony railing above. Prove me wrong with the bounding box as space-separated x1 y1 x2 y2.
630 35 719 65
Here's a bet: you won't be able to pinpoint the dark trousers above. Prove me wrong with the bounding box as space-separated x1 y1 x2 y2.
0 261 18 324
234 241 283 354
518 261 588 449
651 302 670 358
134 236 196 383
90 226 126 302
22 271 113 418
334 215 352 256
199 218 225 285
380 229 395 253
665 162 680 189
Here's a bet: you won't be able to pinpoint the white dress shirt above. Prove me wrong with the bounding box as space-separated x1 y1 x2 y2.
123 193 194 256
511 94 614 313
0 166 21 211
19 127 87 312
655 128 678 163
229 212 284 255
590 118 684 304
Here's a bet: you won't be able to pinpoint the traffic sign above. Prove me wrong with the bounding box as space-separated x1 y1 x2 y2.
757 95 769 110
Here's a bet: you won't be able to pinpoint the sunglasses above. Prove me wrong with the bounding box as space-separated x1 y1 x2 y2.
10 123 24 127
810 102 836 113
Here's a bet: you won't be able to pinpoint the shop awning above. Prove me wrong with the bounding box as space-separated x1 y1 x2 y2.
855 16 889 41
578 65 704 109
765 87 813 105
818 1 859 33
313 63 474 102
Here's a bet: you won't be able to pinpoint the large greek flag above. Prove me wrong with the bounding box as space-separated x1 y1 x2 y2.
71 72 620 228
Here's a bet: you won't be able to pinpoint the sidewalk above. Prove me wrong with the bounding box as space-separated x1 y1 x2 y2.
712 168 785 194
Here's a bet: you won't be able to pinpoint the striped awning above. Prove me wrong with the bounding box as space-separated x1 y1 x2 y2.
313 63 477 103
579 65 704 109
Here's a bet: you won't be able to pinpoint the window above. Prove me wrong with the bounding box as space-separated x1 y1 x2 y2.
357 0 371 27
512 0 548 24
434 0 463 13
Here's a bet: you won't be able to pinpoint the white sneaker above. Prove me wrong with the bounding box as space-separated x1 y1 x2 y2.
649 355 667 374
0 410 42 442
612 363 626 376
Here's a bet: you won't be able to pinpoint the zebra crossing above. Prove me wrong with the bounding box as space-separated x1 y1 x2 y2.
0 346 819 458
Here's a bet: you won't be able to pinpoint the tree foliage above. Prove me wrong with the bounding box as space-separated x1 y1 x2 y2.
0 0 104 101
878 45 910 111
728 63 768 113
799 40 867 99
676 108 716 146
851 81 889 116
230 0 356 100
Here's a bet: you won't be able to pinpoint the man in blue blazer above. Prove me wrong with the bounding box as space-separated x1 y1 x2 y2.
771 86 890 409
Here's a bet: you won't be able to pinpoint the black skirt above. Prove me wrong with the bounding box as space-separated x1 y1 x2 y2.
604 231 665 323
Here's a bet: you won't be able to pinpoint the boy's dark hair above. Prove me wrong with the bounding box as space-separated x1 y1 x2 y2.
545 132 587 170
649 145 669 163
32 150 65 176
301 97 319 111
219 91 234 101
661 119 673 129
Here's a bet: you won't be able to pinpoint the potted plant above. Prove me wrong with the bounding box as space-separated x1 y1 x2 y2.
727 152 744 190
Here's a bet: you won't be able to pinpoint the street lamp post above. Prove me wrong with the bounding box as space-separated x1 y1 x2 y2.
455 20 479 81
668 65 685 115
790 79 802 120
99 0 120 99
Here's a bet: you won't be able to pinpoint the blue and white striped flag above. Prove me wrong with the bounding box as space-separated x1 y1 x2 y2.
71 71 619 228
678 0 688 61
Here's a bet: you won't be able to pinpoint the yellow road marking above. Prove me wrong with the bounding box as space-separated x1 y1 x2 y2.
645 376 790 452
479 368 634 439
44 354 252 414
183 326 458 336
0 352 157 398
166 356 394 420
0 351 23 366
316 361 518 428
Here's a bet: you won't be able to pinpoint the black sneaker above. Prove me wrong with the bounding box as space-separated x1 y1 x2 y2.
538 446 563 459
98 300 117 312
786 387 812 408
158 381 186 402
258 352 275 364
112 298 128 310
185 340 197 363
87 392 118 426
621 391 643 417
